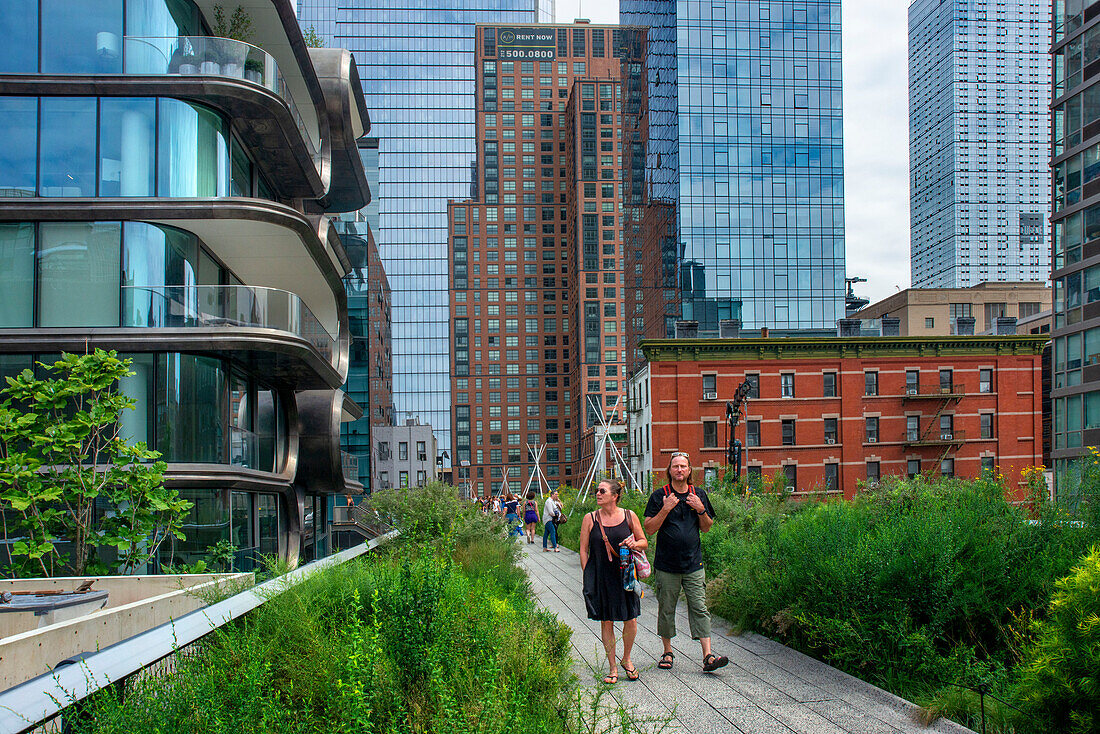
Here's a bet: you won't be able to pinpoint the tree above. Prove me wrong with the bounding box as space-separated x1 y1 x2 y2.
303 26 326 48
0 350 192 577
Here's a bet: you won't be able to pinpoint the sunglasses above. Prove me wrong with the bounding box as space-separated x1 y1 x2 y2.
595 487 611 494
671 451 690 459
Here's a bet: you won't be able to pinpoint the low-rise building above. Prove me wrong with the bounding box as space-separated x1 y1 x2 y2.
853 282 1051 336
627 335 1047 500
372 419 439 490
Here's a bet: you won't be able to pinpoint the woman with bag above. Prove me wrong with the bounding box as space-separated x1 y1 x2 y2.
579 479 647 684
523 491 540 543
542 489 563 552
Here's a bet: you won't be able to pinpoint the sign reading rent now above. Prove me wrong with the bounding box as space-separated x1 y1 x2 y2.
497 28 555 59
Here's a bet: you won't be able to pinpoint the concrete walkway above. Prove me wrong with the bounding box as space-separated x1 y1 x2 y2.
519 544 973 734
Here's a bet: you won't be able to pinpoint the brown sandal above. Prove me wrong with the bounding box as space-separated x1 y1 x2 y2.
657 651 674 669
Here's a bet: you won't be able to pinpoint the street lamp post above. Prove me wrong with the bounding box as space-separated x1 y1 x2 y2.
725 380 753 480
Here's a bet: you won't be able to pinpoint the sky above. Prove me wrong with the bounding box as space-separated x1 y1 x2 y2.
555 0 912 305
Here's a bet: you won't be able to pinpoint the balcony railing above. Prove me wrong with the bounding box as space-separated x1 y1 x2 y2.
122 285 336 362
902 383 966 399
123 36 321 166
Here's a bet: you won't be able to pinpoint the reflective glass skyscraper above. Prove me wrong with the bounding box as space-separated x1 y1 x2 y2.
296 1 554 458
909 0 1050 287
620 0 845 350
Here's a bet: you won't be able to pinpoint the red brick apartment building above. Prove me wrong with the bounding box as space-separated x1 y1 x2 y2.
448 23 643 496
627 336 1048 500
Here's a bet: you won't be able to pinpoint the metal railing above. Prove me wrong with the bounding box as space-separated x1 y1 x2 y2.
0 535 397 734
121 285 337 363
903 382 966 398
123 36 321 165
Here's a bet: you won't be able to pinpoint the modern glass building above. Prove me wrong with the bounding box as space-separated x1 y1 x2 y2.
620 0 846 364
909 0 1051 288
297 1 555 462
0 0 371 569
1050 0 1100 487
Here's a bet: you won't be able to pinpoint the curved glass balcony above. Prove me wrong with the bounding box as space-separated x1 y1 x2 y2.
121 285 336 362
122 36 320 164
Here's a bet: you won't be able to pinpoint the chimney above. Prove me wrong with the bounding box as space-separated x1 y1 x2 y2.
955 316 976 335
760 326 769 338
674 320 699 338
718 319 741 338
837 319 862 337
881 317 901 337
995 316 1018 335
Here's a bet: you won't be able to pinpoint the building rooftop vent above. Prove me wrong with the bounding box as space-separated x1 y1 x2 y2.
674 320 699 339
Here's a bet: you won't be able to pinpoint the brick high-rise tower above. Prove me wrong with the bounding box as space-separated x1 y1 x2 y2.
448 22 643 495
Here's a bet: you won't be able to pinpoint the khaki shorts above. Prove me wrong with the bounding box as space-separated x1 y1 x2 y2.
652 567 711 640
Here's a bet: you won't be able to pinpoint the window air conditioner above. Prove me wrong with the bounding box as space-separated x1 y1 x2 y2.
703 391 718 400
907 388 918 395
825 437 836 444
941 432 953 440
785 486 796 493
868 437 877 443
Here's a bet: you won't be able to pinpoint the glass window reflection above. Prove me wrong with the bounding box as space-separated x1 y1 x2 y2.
0 223 35 327
100 98 156 197
41 0 123 74
39 97 98 197
0 97 36 197
157 98 229 197
0 0 37 73
38 221 122 327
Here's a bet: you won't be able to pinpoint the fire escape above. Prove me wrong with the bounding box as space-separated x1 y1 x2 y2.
903 377 966 467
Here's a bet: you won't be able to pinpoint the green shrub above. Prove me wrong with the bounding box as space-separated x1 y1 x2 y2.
1015 545 1100 733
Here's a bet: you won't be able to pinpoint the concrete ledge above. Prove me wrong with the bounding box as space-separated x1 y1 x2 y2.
0 573 252 691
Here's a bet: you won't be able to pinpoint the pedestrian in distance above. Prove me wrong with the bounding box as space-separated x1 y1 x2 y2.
502 491 521 537
523 491 540 543
542 489 563 552
579 479 648 684
643 451 729 673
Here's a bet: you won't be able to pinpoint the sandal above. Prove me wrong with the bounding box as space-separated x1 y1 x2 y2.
601 673 618 684
620 660 639 680
657 651 674 670
702 653 729 672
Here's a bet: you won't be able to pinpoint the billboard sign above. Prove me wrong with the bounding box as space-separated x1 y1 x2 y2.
497 27 555 59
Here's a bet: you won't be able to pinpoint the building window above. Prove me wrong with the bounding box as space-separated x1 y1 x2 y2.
416 470 426 487
399 442 408 461
864 371 878 396
380 471 389 487
925 317 935 329
417 441 427 461
941 458 954 477
703 420 718 448
866 461 880 485
823 372 837 397
824 417 838 443
907 415 920 441
940 414 954 439
783 464 797 491
746 420 760 447
702 373 717 396
979 368 993 393
939 369 953 393
980 413 993 439
981 456 996 475
745 373 759 398
400 471 409 487
780 373 795 398
907 459 921 478
906 370 919 394
865 416 879 443
781 419 796 446
824 463 838 492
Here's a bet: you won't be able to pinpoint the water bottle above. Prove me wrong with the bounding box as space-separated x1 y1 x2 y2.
620 545 636 591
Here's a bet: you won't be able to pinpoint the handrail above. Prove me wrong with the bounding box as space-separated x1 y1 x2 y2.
0 533 398 734
121 285 336 363
123 36 320 164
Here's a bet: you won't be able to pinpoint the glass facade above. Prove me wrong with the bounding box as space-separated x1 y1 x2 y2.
621 0 845 341
296 0 553 459
0 96 271 200
1051 0 1100 491
909 0 1051 287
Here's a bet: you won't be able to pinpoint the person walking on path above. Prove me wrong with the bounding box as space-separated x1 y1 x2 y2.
502 491 521 537
542 489 563 552
523 491 541 543
579 479 648 684
643 451 729 673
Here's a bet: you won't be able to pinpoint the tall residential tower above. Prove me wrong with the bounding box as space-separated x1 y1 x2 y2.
909 0 1050 287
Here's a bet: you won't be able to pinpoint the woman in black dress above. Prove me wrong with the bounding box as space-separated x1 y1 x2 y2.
579 479 648 683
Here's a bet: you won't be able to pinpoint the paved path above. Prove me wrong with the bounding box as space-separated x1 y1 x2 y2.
519 544 973 734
